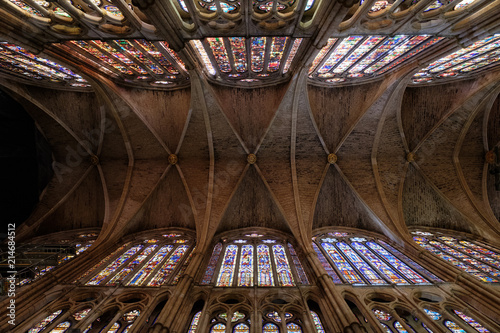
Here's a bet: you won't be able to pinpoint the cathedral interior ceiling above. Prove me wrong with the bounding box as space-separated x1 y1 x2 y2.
0 0 499 250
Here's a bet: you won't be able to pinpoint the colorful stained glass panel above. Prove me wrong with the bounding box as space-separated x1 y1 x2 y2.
444 320 466 332
238 245 253 286
453 310 489 332
367 242 428 284
337 242 385 284
188 311 201 333
321 242 364 284
49 321 70 333
127 245 174 286
257 244 274 286
28 310 62 333
267 37 288 72
86 245 143 285
310 311 325 333
351 242 408 284
147 245 190 286
216 244 238 286
272 244 294 286
107 245 157 285
251 37 266 72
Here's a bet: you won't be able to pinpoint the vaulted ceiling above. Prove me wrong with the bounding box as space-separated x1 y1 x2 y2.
1 0 500 253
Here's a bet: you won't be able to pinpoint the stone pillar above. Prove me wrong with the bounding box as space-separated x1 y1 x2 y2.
305 251 362 332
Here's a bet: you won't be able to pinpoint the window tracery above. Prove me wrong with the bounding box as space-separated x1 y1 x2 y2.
313 232 440 286
189 37 302 85
201 235 307 287
308 35 444 84
412 230 500 283
80 233 194 286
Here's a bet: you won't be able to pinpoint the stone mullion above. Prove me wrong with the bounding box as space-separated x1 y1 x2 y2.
39 311 72 333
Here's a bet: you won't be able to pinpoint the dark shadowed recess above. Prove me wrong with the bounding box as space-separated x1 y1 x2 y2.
0 89 53 240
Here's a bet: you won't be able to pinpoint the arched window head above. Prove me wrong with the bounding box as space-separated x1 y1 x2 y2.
286 322 302 332
80 233 194 286
203 235 307 287
211 323 227 333
412 230 500 283
234 323 250 333
263 322 279 332
313 231 439 286
28 310 63 333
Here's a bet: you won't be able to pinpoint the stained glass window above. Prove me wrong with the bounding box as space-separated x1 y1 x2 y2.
188 311 201 332
309 35 444 84
0 42 89 88
107 323 121 333
423 308 441 320
86 245 144 285
272 244 294 286
351 242 408 284
238 245 253 286
313 243 343 283
217 244 238 287
234 323 250 332
412 35 500 84
258 244 274 286
321 242 365 284
148 244 190 286
310 311 325 333
453 310 489 332
81 237 192 287
373 309 391 321
287 323 302 332
263 323 279 333
127 245 174 286
413 231 500 283
28 310 63 333
394 321 410 333
314 232 437 286
209 237 304 287
73 308 91 321
193 36 300 83
444 320 466 333
211 323 226 333
107 245 157 285
49 321 71 332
